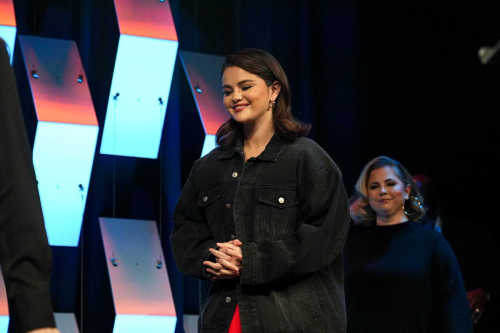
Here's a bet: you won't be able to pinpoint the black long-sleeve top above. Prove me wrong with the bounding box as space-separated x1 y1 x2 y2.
344 221 472 333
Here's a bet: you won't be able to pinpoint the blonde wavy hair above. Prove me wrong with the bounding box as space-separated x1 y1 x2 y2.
350 156 425 225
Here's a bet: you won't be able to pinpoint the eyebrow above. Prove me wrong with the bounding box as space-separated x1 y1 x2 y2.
222 79 256 89
368 178 397 186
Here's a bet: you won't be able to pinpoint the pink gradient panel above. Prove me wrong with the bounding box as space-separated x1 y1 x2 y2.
0 0 15 27
0 266 8 315
114 0 177 41
99 218 176 316
18 36 98 126
180 51 229 135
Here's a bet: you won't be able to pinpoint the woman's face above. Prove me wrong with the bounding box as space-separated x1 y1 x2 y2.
222 66 279 126
367 166 410 221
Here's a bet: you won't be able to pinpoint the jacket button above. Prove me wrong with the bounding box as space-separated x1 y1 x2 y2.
231 234 235 239
232 172 238 178
203 196 208 202
226 297 232 303
226 204 231 209
278 197 285 204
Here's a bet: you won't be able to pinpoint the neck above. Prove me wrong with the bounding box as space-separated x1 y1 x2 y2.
242 117 275 149
376 213 408 226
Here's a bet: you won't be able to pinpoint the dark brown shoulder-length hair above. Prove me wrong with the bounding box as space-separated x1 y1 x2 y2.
216 48 311 148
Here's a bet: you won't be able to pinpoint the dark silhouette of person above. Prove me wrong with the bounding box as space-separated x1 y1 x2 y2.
0 38 59 333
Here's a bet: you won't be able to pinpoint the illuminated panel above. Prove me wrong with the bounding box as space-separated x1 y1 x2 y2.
114 0 177 41
33 122 98 246
54 313 79 333
0 0 16 64
179 51 229 157
100 36 177 158
0 266 8 333
201 134 217 157
100 0 178 159
114 315 176 333
183 315 199 333
99 218 176 332
18 36 98 126
19 36 99 247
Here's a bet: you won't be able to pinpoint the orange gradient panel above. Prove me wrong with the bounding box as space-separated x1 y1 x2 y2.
0 266 8 315
0 0 16 26
114 0 177 41
19 36 97 126
180 51 229 135
100 218 176 316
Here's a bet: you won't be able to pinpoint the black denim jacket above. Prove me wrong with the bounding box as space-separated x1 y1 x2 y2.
171 135 350 333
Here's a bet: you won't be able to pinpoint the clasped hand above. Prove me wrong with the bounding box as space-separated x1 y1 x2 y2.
203 239 242 279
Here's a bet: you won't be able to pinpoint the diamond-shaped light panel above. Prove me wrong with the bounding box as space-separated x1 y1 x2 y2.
100 0 178 159
179 51 229 157
0 0 16 64
19 35 99 247
99 218 176 332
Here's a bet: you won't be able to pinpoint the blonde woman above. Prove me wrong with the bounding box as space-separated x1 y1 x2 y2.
344 156 472 333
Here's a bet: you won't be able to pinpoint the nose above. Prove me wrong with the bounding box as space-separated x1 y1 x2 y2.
232 89 242 103
379 186 388 195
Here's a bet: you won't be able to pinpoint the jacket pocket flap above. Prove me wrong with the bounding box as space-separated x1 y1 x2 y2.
198 185 221 207
259 188 298 208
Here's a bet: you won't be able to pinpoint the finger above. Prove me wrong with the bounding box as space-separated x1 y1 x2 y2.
205 267 221 276
213 275 236 280
218 259 239 272
225 248 243 260
218 267 239 277
203 261 222 270
217 242 240 251
209 248 232 260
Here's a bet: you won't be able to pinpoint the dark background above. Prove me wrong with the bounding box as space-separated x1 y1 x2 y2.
7 0 500 332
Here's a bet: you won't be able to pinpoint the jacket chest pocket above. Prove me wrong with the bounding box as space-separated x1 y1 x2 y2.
258 188 299 238
198 184 223 236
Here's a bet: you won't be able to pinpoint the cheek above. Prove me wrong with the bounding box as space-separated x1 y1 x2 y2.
367 192 377 206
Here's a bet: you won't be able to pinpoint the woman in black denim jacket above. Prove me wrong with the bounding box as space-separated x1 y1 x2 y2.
171 49 350 333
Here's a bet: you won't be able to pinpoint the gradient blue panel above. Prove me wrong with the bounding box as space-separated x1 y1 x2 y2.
100 35 178 158
114 315 176 333
201 134 217 157
33 122 98 246
54 313 79 333
0 317 7 333
0 25 15 64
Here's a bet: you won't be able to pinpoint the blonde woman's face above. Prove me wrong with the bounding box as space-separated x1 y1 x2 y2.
367 166 410 220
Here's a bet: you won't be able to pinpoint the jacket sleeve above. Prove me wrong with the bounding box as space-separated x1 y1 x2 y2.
431 235 473 332
170 162 217 280
0 39 56 332
240 154 351 286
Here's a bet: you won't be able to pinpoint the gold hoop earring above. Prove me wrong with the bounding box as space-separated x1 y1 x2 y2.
269 100 276 109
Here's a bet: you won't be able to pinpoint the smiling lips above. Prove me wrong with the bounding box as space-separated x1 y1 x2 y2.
233 104 249 112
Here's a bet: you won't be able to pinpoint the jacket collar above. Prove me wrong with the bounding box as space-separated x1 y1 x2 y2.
219 134 288 162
